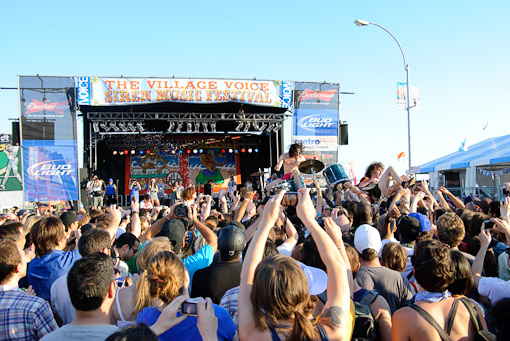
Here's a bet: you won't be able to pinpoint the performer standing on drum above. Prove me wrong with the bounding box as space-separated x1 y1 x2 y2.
266 143 306 194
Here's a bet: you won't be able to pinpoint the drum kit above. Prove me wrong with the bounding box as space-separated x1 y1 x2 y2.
251 160 350 192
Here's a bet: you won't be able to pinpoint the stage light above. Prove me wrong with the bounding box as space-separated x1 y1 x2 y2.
199 149 203 153
176 122 183 133
179 150 183 154
221 149 226 153
193 149 198 154
210 122 216 133
120 151 124 155
100 122 110 132
243 122 250 132
171 150 176 154
167 122 175 132
273 123 281 133
254 148 259 153
266 123 275 132
112 150 118 155
187 149 191 153
131 150 135 154
140 150 144 155
187 122 192 133
241 148 246 153
228 148 233 153
252 122 259 130
136 123 144 132
235 122 244 131
110 122 121 132
258 123 267 132
194 123 200 133
119 122 128 132
124 150 128 154
248 148 253 153
147 150 151 154
202 122 208 132
235 149 239 153
92 122 99 133
127 123 137 132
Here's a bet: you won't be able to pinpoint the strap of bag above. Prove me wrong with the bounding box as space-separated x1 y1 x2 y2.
459 298 483 332
444 299 459 335
410 304 452 341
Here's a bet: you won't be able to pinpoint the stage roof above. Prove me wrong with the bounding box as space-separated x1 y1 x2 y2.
416 135 510 173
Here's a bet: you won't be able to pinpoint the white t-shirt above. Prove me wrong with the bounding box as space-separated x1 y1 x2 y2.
50 275 75 325
478 277 510 305
277 242 295 257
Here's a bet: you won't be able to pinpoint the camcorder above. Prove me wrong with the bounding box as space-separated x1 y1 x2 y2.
173 204 193 230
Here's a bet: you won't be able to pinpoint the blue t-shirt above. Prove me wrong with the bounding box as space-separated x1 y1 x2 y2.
27 250 81 301
184 244 214 290
136 304 236 341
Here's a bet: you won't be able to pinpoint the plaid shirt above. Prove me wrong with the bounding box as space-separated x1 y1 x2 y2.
219 285 240 327
0 286 58 340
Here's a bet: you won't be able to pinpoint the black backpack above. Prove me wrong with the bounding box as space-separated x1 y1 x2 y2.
352 290 379 341
317 289 379 341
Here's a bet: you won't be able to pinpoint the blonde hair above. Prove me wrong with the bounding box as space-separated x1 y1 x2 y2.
135 251 185 314
134 238 172 314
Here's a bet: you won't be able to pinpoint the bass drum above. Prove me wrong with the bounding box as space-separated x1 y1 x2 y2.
323 164 349 186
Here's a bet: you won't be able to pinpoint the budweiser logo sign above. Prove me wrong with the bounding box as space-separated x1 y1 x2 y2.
298 88 336 102
25 100 69 115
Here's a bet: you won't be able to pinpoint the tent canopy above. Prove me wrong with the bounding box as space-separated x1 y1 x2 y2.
416 135 510 173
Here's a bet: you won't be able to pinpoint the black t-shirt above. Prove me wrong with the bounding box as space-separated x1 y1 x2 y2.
203 182 212 196
190 261 242 304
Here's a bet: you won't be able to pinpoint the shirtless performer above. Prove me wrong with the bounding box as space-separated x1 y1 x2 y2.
265 143 306 194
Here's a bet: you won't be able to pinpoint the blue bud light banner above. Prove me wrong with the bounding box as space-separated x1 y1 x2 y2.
292 82 339 152
19 76 79 202
22 140 79 201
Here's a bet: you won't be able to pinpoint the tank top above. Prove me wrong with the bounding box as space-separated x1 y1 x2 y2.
106 183 116 195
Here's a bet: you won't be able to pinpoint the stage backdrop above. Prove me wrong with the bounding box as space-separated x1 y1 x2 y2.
19 76 79 202
77 77 293 109
126 149 239 195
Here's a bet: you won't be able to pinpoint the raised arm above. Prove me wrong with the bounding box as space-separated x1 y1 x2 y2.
239 191 286 340
234 191 256 222
130 198 141 238
439 186 465 209
472 225 491 288
297 188 350 339
106 204 122 242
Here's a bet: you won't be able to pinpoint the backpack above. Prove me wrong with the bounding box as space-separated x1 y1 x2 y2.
352 289 379 341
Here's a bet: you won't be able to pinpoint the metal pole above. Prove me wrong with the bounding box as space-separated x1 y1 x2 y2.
406 65 412 171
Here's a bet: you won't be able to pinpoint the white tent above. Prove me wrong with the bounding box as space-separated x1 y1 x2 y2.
415 135 510 198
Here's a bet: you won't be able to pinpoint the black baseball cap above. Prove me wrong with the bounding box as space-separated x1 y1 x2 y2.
60 211 79 229
218 225 245 258
156 218 186 253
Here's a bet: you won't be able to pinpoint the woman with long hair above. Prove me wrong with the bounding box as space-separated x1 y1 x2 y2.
135 251 237 340
239 189 351 340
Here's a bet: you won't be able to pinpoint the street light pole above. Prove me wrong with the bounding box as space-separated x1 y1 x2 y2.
355 19 413 172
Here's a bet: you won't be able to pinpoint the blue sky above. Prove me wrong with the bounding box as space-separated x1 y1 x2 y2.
1 1 509 177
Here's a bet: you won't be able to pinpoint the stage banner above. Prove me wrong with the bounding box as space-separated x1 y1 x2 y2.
0 134 22 192
127 149 238 194
292 82 340 152
19 76 79 202
22 140 79 202
77 77 293 109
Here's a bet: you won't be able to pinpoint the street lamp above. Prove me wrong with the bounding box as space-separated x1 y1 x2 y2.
355 19 414 172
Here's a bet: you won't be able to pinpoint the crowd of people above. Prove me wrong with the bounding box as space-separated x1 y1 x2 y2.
2 155 510 340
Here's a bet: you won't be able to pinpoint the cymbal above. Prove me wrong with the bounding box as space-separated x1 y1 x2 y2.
250 171 267 177
298 159 325 174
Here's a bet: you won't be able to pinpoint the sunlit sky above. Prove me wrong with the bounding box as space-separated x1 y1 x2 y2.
1 1 509 178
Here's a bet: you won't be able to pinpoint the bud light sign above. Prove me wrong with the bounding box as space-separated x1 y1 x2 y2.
293 109 338 137
22 140 79 201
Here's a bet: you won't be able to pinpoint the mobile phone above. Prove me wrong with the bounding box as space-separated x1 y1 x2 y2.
281 192 298 207
181 297 204 315
484 219 494 229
